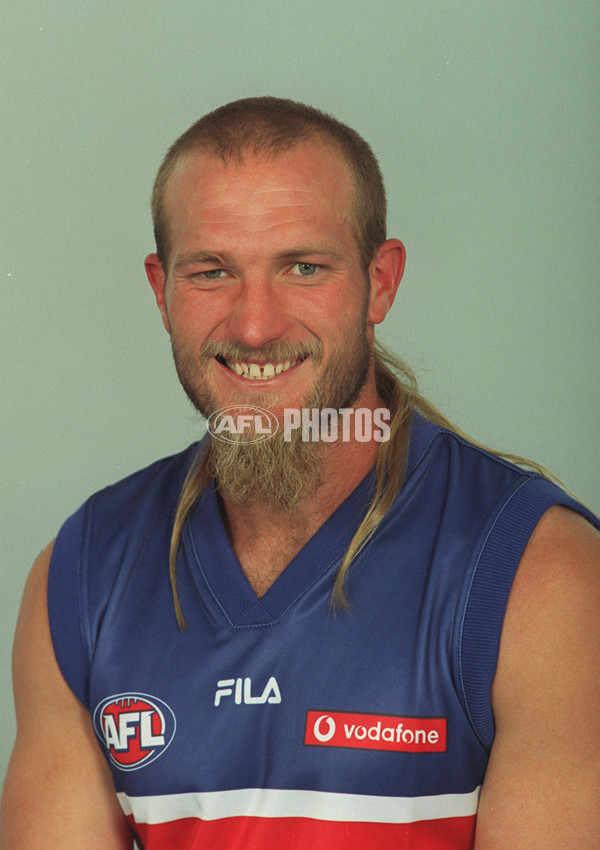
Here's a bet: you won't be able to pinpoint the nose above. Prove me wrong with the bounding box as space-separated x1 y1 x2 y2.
225 273 289 349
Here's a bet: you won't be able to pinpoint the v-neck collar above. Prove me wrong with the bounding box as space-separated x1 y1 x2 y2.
183 413 437 628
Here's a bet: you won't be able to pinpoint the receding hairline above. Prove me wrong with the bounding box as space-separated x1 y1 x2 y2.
165 129 355 186
156 133 364 266
151 97 387 271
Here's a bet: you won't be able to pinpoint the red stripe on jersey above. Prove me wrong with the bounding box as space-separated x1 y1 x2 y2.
129 813 476 849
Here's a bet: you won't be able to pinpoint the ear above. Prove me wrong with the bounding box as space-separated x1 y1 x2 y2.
144 253 171 334
367 239 406 325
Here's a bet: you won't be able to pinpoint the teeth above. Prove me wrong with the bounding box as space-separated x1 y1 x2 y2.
225 357 303 380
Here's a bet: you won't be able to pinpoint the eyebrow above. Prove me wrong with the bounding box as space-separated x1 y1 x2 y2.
173 245 345 271
276 245 345 262
173 251 226 270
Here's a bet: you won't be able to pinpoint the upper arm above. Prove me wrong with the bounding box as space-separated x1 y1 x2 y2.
476 506 600 849
0 542 134 849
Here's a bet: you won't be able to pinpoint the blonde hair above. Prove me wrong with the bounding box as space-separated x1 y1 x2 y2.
168 342 559 630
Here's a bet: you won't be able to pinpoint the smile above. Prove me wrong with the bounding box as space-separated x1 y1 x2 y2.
218 355 306 381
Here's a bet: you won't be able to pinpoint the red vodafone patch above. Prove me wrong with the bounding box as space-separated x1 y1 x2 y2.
305 710 446 753
93 693 176 771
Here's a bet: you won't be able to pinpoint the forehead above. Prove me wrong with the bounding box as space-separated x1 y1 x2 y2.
163 142 357 245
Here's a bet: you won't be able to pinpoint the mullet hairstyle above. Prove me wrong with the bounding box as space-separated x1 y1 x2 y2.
152 97 563 630
167 341 560 631
151 96 387 273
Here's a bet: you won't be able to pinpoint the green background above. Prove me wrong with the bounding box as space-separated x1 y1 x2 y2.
1 0 598 787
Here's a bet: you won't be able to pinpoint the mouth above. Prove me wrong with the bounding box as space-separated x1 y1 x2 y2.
216 355 308 381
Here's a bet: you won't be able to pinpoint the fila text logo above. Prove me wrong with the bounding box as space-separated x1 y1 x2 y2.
214 676 282 707
93 693 176 771
305 710 447 753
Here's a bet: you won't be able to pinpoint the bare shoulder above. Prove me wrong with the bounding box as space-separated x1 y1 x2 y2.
516 502 599 581
499 504 599 644
12 542 57 699
476 506 600 849
11 541 82 725
495 505 599 684
0 543 133 849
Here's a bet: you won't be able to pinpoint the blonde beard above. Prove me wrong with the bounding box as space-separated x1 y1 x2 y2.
207 417 324 512
174 297 371 511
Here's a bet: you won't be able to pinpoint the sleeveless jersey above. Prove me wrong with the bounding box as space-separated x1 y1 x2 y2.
48 414 599 849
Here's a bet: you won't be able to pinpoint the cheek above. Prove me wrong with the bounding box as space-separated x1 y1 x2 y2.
166 294 213 341
168 285 236 334
300 283 366 330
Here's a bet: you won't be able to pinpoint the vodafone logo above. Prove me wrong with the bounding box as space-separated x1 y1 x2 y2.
305 710 447 753
93 693 176 771
312 714 336 742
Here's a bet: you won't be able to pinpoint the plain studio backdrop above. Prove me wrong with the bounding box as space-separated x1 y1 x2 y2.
1 0 598 790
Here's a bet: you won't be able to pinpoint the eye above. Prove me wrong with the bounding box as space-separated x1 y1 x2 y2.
291 262 320 277
198 268 227 280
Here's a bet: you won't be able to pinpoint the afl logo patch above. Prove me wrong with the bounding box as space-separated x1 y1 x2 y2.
93 693 176 771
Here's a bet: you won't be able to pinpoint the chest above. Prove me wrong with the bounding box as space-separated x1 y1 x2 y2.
88 530 487 802
232 531 311 597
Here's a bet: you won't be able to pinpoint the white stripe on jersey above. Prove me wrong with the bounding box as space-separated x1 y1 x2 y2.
118 785 480 825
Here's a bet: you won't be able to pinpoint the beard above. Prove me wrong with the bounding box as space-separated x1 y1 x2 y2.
170 303 371 512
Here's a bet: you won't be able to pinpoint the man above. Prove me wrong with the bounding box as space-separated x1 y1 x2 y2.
1 97 599 849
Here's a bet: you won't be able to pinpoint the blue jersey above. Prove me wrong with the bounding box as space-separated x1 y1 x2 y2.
48 414 599 849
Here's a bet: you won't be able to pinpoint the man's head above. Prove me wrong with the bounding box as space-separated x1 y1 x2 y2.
151 96 387 274
145 98 405 509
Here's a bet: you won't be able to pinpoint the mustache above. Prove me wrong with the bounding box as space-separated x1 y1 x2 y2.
199 338 324 364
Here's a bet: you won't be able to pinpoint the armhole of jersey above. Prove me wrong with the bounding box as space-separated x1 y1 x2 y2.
47 502 91 708
458 477 599 750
